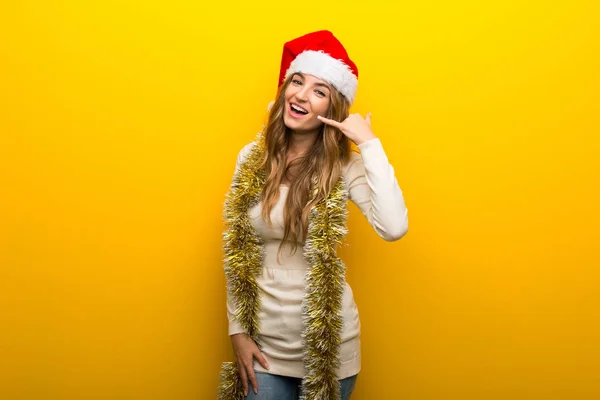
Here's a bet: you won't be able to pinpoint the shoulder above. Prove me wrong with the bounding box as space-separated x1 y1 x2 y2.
235 140 261 170
236 142 256 166
342 150 364 179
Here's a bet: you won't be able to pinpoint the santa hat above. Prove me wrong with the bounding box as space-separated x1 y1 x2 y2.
268 30 358 110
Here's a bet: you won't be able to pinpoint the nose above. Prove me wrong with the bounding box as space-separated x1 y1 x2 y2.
295 86 309 102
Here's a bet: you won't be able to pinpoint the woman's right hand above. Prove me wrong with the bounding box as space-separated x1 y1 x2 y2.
230 333 270 396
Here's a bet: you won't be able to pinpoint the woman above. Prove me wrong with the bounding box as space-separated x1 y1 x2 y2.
218 30 409 400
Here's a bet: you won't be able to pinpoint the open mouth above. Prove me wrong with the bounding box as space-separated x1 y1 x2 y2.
289 103 309 116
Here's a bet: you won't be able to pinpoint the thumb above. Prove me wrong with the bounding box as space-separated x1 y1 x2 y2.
255 351 270 370
366 112 372 125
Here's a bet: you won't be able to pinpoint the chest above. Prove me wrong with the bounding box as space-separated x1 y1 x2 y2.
248 186 290 241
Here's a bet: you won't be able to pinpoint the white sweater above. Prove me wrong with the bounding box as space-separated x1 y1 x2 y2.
226 138 408 379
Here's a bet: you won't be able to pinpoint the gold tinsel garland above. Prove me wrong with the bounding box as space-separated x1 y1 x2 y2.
217 132 349 400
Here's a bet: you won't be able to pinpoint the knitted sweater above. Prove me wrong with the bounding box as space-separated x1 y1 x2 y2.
226 137 408 379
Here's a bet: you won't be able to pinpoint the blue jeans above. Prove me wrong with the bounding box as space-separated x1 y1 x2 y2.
244 371 358 400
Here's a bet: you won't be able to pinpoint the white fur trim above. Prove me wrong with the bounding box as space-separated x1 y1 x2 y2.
284 50 358 104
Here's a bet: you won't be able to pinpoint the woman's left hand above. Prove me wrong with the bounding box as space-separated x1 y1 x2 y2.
318 112 377 146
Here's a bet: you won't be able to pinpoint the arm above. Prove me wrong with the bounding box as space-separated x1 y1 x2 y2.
345 138 409 241
224 141 270 395
224 142 255 336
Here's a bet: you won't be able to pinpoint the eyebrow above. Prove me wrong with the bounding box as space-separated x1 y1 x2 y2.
294 72 331 90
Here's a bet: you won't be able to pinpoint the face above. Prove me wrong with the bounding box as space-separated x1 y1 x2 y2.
283 72 331 134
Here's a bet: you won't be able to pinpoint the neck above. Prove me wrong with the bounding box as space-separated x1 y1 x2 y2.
287 129 319 157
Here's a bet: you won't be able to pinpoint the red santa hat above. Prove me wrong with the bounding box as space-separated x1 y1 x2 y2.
269 30 358 110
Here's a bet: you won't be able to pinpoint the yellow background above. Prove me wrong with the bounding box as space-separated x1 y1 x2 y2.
1 0 599 399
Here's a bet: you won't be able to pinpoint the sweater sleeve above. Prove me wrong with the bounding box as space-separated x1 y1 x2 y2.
344 138 409 241
227 298 246 336
225 143 256 336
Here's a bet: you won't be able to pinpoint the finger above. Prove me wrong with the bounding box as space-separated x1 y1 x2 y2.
255 351 270 370
247 365 259 394
238 361 249 396
317 115 344 129
366 112 372 125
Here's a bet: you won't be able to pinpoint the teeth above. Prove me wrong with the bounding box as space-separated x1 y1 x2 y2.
291 104 307 113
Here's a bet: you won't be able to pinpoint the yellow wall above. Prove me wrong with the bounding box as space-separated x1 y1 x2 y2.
1 0 598 398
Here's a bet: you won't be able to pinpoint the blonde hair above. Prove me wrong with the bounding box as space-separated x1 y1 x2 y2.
259 74 352 260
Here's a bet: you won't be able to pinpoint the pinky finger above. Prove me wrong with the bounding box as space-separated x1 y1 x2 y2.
317 115 343 129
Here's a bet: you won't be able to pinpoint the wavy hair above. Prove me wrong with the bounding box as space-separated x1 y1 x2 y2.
259 74 352 260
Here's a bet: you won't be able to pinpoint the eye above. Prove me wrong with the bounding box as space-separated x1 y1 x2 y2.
292 79 302 85
315 90 325 97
